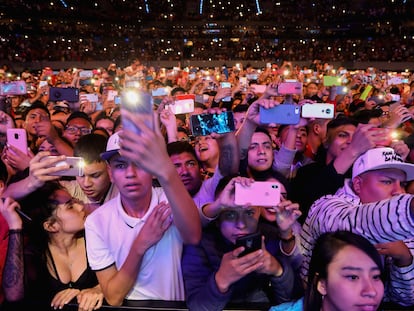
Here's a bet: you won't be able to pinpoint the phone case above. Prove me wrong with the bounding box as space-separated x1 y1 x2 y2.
6 128 28 155
259 104 300 125
121 90 154 134
278 82 303 95
235 182 280 207
171 95 195 114
0 81 27 96
301 103 335 119
323 76 342 87
49 87 79 102
235 232 262 257
47 156 85 177
190 111 235 137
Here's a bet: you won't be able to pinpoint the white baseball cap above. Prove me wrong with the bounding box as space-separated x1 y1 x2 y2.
100 131 121 161
352 147 414 180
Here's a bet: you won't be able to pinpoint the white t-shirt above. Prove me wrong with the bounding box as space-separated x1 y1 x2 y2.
85 187 185 301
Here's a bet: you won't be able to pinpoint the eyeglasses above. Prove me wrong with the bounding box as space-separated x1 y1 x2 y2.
65 126 92 135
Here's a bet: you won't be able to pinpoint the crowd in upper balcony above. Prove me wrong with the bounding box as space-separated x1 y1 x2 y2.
0 0 413 63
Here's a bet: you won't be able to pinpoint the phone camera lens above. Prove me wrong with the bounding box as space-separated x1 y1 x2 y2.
326 108 331 114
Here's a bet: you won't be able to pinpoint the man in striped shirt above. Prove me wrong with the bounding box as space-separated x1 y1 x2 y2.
301 147 414 307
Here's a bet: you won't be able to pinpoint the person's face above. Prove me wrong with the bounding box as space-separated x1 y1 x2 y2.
177 131 189 142
219 206 260 244
306 83 319 97
326 125 356 160
24 108 50 136
364 100 377 110
108 155 153 201
352 168 406 203
318 245 384 311
194 135 219 164
96 118 114 136
170 152 202 196
248 132 273 172
76 161 111 202
63 118 92 146
38 139 59 156
280 126 307 152
233 111 246 131
49 189 86 234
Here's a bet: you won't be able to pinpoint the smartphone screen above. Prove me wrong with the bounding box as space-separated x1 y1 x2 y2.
190 111 235 136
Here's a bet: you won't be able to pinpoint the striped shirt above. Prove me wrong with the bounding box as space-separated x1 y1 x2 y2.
300 179 414 306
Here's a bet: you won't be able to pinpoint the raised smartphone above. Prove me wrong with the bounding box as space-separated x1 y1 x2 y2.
45 156 85 177
189 111 235 136
301 103 335 119
235 181 281 207
323 76 342 87
278 82 303 95
6 128 28 155
259 104 300 125
121 89 154 134
171 94 195 114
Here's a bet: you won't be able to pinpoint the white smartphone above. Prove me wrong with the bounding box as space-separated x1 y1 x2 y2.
80 93 99 103
250 84 267 93
45 156 85 177
235 182 281 207
7 128 28 155
301 103 335 119
171 94 195 114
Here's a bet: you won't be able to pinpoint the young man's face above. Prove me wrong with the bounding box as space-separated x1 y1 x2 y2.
63 118 93 146
108 154 152 201
170 152 202 196
352 168 406 203
233 111 246 131
248 132 273 172
76 161 111 202
279 126 308 153
326 124 356 160
24 108 50 137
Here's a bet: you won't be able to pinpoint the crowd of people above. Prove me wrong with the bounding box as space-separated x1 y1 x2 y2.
0 58 413 311
0 0 413 62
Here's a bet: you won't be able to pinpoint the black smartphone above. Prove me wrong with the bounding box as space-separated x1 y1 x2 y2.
49 87 80 102
235 232 262 257
190 111 235 137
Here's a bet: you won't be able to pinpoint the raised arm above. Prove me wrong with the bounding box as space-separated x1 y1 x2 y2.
119 110 201 244
0 198 24 302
